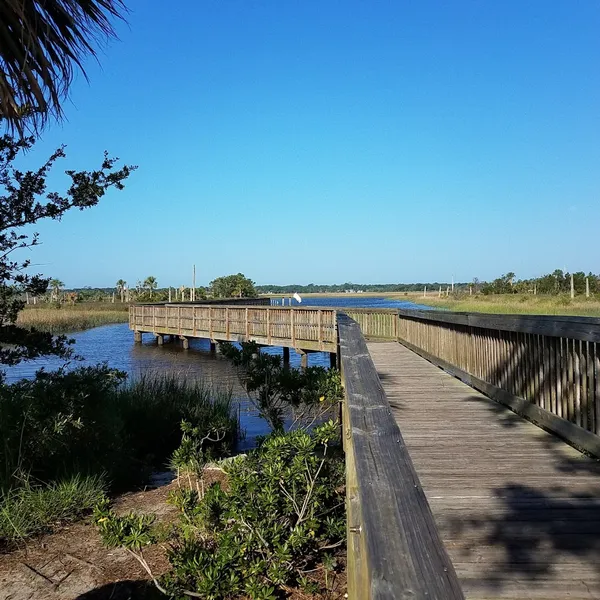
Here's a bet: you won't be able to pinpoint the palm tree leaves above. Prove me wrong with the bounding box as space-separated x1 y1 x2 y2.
0 0 127 132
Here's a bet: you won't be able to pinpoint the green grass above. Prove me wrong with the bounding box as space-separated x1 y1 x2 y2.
0 474 106 543
18 303 129 333
414 294 600 316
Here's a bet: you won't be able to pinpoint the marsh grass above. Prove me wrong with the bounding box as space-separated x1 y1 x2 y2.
17 303 129 333
0 369 238 544
416 294 600 316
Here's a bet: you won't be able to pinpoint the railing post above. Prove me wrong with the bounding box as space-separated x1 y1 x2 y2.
267 308 271 345
290 308 295 347
318 310 323 350
177 306 181 335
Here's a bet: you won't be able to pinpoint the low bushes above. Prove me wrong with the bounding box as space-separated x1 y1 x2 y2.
96 422 346 599
0 366 238 544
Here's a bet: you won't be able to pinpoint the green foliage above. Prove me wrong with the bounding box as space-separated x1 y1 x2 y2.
220 341 343 432
210 273 258 299
0 474 106 543
170 420 234 476
0 0 127 132
0 367 238 495
0 130 135 366
95 422 345 599
481 269 600 297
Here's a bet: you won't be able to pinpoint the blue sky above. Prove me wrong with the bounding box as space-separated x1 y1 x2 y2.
21 0 600 287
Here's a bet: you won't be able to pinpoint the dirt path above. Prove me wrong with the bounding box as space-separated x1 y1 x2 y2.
0 481 177 600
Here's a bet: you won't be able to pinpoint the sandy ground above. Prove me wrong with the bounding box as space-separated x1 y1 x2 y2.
0 479 177 600
0 470 346 600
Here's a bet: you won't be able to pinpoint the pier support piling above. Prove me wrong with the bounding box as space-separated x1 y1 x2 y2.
330 352 337 369
156 334 164 346
210 341 216 354
181 336 190 350
300 351 308 370
134 331 142 344
282 346 290 367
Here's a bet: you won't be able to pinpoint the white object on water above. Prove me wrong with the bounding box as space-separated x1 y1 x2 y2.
293 292 302 303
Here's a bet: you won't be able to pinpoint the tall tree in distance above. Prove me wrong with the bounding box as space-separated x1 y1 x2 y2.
210 273 258 299
49 278 64 302
0 0 128 132
116 279 127 302
143 276 157 298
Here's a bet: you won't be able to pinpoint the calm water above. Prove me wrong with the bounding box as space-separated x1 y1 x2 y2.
4 296 432 445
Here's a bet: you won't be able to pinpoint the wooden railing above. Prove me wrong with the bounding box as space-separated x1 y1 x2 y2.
338 307 398 340
146 297 270 307
130 304 401 352
130 304 338 352
397 309 600 456
338 314 464 600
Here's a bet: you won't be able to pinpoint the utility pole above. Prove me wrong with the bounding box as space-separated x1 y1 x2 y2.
169 287 172 302
446 286 450 297
586 277 590 298
571 273 575 299
423 286 427 298
192 265 196 302
451 275 454 293
438 286 442 298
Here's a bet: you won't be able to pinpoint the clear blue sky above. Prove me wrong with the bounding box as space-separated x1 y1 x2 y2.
22 0 600 288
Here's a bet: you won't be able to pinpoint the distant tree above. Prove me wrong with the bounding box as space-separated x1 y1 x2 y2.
49 279 64 302
116 279 127 302
143 276 158 298
0 129 135 366
210 273 257 299
0 0 128 132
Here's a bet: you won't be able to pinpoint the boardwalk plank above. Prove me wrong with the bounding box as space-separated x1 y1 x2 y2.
368 341 600 600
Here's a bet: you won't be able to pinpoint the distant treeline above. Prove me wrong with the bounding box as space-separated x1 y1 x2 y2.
480 270 600 296
256 282 460 294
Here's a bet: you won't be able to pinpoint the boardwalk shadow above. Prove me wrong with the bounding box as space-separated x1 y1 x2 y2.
447 483 600 590
462 392 600 477
76 580 161 599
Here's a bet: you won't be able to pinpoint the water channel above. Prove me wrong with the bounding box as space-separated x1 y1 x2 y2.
4 297 433 446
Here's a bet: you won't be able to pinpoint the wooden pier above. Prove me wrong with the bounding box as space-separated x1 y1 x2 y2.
130 301 600 599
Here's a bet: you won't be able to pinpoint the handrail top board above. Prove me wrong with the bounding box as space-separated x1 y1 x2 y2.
337 313 464 599
131 303 399 314
398 308 600 343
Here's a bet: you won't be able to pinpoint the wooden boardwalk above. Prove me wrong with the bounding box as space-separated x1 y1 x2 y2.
368 341 600 600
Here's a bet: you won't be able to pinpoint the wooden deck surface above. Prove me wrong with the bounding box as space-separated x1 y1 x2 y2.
368 341 600 600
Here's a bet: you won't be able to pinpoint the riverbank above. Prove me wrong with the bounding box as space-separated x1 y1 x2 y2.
413 294 600 316
18 303 129 333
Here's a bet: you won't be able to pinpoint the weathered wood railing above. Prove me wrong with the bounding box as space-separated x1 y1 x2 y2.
130 304 400 352
397 309 600 456
338 313 464 599
130 304 339 352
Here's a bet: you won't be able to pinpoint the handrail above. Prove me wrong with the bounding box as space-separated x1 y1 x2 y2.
398 308 600 343
397 309 600 456
338 313 464 600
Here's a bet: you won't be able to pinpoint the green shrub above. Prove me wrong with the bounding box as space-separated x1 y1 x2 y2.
95 422 346 599
219 341 343 432
0 474 106 543
0 367 238 494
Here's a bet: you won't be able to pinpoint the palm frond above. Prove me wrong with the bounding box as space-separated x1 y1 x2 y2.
0 0 127 133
